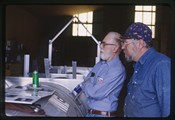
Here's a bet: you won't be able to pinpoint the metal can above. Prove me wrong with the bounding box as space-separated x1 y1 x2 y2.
32 70 39 88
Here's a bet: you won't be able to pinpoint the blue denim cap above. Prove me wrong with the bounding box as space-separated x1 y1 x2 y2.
122 22 152 43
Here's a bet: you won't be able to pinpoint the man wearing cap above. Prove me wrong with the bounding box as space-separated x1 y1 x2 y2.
121 22 170 117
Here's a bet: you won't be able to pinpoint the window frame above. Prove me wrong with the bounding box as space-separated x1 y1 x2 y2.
72 11 93 37
134 5 156 38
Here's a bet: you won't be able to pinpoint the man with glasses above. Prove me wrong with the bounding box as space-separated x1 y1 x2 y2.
81 32 126 117
121 22 170 117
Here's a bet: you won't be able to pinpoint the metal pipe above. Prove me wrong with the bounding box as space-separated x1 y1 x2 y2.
48 16 100 66
72 61 77 79
48 18 75 65
96 42 101 63
74 16 99 45
50 18 74 43
48 40 52 66
23 54 30 77
74 16 100 63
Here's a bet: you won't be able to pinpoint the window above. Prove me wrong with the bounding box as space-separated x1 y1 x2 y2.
72 11 93 36
134 6 156 38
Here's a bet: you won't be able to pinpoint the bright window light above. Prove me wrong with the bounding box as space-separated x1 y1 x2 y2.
72 11 93 36
143 6 152 11
135 12 142 22
143 12 151 24
134 5 156 38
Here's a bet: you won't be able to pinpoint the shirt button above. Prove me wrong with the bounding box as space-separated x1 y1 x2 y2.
135 71 138 73
128 92 130 95
132 95 135 99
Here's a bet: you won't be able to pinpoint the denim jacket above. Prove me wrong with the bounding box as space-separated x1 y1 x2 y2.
124 48 171 117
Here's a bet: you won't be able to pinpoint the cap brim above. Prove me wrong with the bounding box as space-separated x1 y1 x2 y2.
120 36 132 40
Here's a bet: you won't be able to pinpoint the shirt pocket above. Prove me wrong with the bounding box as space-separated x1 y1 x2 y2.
133 78 157 106
130 79 144 105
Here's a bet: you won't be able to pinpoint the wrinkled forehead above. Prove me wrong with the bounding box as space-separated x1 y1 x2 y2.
120 37 135 43
123 38 134 42
103 33 121 43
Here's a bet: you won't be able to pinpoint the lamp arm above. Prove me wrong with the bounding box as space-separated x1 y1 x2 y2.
74 16 101 63
48 17 75 65
50 17 74 43
74 16 99 45
48 16 101 66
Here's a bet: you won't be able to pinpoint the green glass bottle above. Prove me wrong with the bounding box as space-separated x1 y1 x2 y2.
32 70 39 88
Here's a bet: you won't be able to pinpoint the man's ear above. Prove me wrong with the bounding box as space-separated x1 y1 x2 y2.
138 39 146 48
113 46 119 52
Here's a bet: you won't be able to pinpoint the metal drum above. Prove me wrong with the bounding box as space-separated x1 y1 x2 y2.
5 77 88 117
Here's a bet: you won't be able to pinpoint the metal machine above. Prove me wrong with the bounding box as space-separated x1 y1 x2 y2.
5 16 99 117
5 67 91 117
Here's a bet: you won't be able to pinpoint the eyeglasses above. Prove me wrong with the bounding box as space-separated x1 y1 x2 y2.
122 41 137 48
100 42 116 47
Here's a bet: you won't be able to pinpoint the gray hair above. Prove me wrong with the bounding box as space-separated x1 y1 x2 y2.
107 31 122 50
